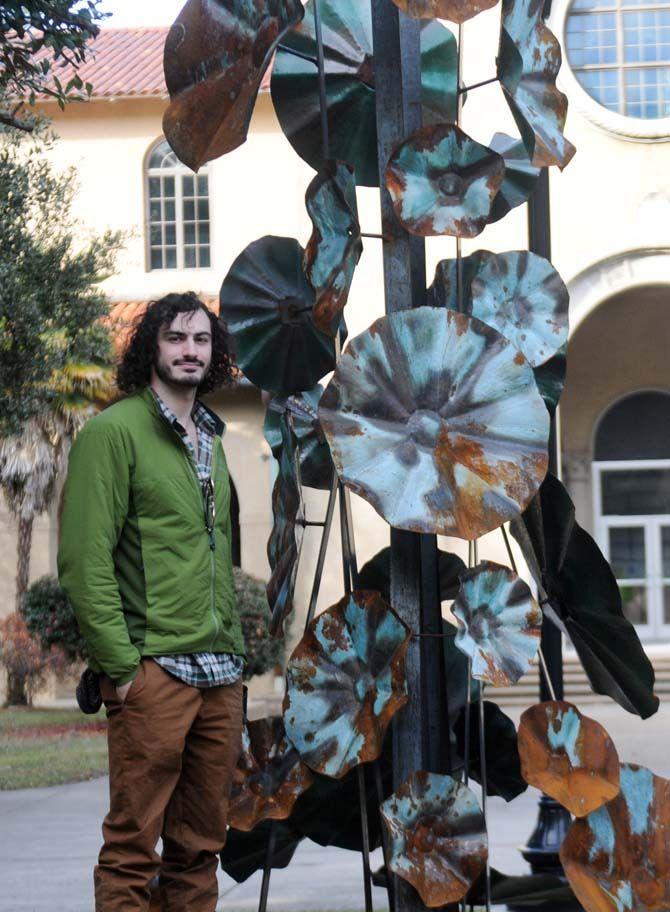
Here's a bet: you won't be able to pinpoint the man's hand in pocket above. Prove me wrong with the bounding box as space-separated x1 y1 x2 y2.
116 678 134 703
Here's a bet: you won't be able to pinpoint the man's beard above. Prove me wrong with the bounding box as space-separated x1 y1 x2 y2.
154 357 207 389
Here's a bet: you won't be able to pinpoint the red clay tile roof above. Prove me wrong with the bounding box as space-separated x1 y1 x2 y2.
45 27 274 100
108 296 219 354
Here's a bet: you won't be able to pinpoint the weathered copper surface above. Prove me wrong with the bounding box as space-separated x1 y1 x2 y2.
390 0 498 25
518 701 620 817
163 0 304 170
264 388 334 490
283 590 410 779
453 561 542 687
385 124 505 238
489 133 541 224
219 235 337 395
271 0 458 186
498 0 576 169
381 770 488 907
228 716 314 831
427 249 569 368
560 763 670 912
267 413 303 637
304 160 363 337
318 308 549 540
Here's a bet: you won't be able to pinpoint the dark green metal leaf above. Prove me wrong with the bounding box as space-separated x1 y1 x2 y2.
219 818 302 883
357 546 466 602
454 700 528 802
271 0 457 187
488 132 541 223
264 387 334 490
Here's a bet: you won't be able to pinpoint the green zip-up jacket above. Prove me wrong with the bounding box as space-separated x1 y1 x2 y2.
57 387 245 685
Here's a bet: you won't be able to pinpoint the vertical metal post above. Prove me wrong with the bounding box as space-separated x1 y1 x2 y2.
520 167 571 876
371 5 453 911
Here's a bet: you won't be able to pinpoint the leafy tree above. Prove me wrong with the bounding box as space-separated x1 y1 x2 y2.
229 569 283 680
21 575 88 663
0 611 68 706
0 1 106 132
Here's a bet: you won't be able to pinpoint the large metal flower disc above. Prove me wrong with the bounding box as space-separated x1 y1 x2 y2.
228 716 314 831
385 124 505 238
163 0 304 170
271 0 457 187
498 0 576 170
560 764 670 912
381 771 488 907
389 0 498 25
318 308 550 540
267 413 304 637
304 160 363 337
488 133 541 224
219 236 337 395
452 561 542 686
517 701 620 818
283 590 411 779
264 387 334 490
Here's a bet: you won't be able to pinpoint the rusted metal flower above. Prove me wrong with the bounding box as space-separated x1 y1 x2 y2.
518 701 620 818
219 235 337 395
267 413 303 638
271 0 458 187
228 716 314 831
163 0 304 170
389 0 498 24
427 250 569 368
385 124 505 238
453 561 542 686
560 764 670 912
488 133 541 224
498 0 576 169
304 160 363 337
381 771 488 907
283 590 410 779
318 307 549 540
264 387 334 490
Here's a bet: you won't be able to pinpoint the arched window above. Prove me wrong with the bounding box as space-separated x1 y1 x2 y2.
593 391 670 639
146 139 211 271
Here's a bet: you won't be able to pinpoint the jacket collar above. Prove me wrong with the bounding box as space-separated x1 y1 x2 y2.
139 386 226 437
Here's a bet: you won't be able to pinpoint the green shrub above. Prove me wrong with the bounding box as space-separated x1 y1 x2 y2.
233 567 284 679
20 576 87 665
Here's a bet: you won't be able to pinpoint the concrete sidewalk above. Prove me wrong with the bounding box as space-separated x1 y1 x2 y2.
1 703 668 912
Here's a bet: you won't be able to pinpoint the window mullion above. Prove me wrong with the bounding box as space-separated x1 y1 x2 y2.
175 172 184 270
617 0 627 113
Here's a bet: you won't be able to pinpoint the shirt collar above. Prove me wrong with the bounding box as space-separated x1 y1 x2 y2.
149 387 217 437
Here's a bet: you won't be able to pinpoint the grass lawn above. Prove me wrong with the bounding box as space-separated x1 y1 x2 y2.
0 707 108 790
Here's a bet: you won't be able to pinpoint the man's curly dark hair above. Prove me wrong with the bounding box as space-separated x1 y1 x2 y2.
116 292 236 395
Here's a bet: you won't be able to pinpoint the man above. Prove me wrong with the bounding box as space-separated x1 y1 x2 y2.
58 292 246 912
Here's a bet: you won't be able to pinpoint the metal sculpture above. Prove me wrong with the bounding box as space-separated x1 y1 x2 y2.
518 701 621 818
455 700 527 801
267 413 303 637
264 388 334 490
498 0 576 170
389 0 498 25
271 0 458 186
163 0 304 170
304 160 363 336
229 716 314 831
381 771 488 907
283 589 411 779
219 235 337 395
385 124 505 238
560 764 670 912
488 133 541 224
453 561 542 687
318 307 550 540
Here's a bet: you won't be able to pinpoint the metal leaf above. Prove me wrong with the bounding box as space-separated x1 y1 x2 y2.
283 589 411 779
304 160 363 336
318 307 549 539
488 132 541 223
453 561 542 686
228 715 314 831
219 819 302 883
389 0 498 25
163 0 304 170
385 124 505 238
560 763 670 912
358 546 466 603
219 235 337 395
381 770 488 907
266 413 303 637
427 249 569 368
497 0 576 169
455 700 528 802
264 387 334 490
518 701 620 818
271 0 458 187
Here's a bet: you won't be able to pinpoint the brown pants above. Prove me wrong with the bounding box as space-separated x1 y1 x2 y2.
96 658 243 912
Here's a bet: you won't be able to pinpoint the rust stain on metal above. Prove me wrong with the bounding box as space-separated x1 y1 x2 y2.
390 0 497 23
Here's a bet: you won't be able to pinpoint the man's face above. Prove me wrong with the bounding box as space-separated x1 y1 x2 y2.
153 309 213 389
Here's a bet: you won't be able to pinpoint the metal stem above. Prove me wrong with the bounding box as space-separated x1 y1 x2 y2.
276 43 318 64
361 232 385 239
478 683 492 912
357 765 374 912
313 0 330 160
537 645 558 702
500 524 518 575
374 761 396 912
458 75 498 94
257 820 277 912
305 474 339 629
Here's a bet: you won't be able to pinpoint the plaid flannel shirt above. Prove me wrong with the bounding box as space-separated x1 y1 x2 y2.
150 388 244 688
